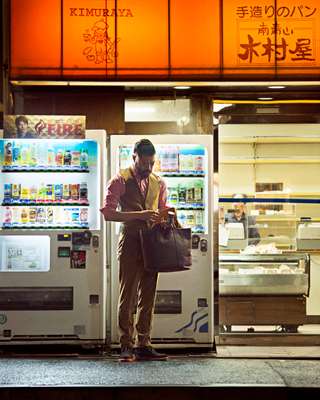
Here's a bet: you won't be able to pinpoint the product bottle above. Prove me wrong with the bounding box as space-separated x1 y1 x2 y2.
47 206 54 224
194 180 203 203
30 142 38 166
20 208 29 224
80 149 89 168
55 149 64 166
194 155 204 172
38 142 48 167
4 184 12 202
64 149 72 166
168 186 178 206
12 142 21 165
186 182 194 204
4 142 13 166
178 184 187 205
79 183 88 202
4 207 12 224
47 146 55 166
80 208 88 223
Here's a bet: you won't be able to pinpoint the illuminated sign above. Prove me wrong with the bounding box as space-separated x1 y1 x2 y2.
9 0 320 80
4 115 86 139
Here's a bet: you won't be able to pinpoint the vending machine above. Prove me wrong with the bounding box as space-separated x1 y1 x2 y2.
109 134 214 348
0 130 106 346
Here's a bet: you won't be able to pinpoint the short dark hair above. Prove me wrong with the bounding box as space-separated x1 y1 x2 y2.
133 139 156 157
15 115 29 127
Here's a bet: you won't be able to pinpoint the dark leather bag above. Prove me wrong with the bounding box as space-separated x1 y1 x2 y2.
140 224 192 273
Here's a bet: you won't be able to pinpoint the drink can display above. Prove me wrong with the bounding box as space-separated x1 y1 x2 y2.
46 184 54 201
79 183 88 202
63 208 71 223
4 207 12 224
178 185 186 204
54 184 63 201
12 143 21 164
71 208 80 223
12 184 21 200
12 207 20 225
80 149 89 168
30 185 38 201
29 207 37 223
63 184 70 200
70 184 80 201
64 150 72 165
55 149 64 166
4 184 12 201
4 142 13 166
80 208 88 223
20 208 29 224
168 187 178 205
186 183 194 203
71 150 81 166
47 206 54 224
20 186 30 201
194 155 204 172
194 180 203 203
36 207 46 224
47 147 55 165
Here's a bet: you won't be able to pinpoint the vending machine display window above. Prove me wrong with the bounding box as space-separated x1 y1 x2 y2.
0 235 50 272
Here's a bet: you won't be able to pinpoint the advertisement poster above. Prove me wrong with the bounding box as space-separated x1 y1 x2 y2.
70 250 86 269
4 115 86 139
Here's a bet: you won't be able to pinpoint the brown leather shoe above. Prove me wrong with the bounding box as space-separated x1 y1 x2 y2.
134 346 168 361
119 346 135 362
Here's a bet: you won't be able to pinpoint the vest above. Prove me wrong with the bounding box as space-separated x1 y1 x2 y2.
119 167 161 235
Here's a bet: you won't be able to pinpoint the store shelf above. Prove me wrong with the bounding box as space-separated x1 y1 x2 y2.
1 167 90 173
159 172 205 177
221 158 320 165
220 137 320 144
2 201 89 206
2 224 89 230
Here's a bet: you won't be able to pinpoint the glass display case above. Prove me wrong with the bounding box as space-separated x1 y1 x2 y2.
219 253 310 296
219 199 297 251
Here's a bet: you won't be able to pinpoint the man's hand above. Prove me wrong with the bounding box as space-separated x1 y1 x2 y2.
139 210 160 223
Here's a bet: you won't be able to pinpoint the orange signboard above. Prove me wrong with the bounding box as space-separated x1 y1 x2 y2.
9 0 320 80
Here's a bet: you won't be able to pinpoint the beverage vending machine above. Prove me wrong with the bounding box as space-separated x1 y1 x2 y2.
0 130 106 346
109 134 214 348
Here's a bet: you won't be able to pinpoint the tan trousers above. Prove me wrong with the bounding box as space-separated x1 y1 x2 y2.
117 231 158 348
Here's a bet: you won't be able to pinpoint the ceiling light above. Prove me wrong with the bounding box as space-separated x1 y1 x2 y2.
268 86 286 89
258 97 273 100
173 86 191 90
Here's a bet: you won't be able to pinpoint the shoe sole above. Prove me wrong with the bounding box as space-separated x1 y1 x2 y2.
118 357 136 363
135 357 168 361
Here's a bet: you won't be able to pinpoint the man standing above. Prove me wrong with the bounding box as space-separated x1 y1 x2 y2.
225 194 260 245
100 139 168 362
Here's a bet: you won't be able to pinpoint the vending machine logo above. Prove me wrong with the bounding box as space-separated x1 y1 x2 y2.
4 115 86 139
0 314 7 325
83 19 120 64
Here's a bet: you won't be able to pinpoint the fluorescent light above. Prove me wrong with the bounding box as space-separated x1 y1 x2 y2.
173 86 191 90
258 97 273 100
127 106 155 113
268 85 286 89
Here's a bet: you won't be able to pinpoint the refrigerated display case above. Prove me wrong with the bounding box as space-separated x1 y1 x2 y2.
0 130 106 346
219 253 310 333
109 135 214 348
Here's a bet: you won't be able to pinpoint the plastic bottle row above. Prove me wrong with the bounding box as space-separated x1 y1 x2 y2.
3 206 89 227
3 183 88 204
120 146 205 174
177 210 205 233
4 141 89 169
167 181 204 207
